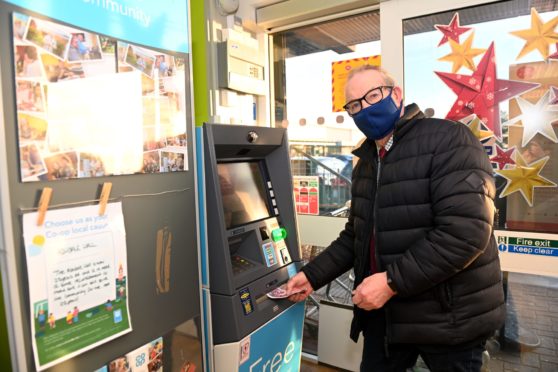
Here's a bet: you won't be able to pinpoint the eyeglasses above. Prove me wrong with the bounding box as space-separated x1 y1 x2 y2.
343 86 393 116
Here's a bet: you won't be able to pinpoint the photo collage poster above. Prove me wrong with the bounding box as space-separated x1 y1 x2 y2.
13 12 189 182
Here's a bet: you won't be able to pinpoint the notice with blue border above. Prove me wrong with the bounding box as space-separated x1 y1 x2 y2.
495 230 558 276
497 236 558 257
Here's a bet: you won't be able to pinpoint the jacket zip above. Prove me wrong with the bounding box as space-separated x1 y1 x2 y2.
374 157 381 274
358 176 375 284
375 150 392 357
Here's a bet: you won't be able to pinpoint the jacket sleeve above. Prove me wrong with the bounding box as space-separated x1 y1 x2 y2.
301 210 357 291
387 122 496 297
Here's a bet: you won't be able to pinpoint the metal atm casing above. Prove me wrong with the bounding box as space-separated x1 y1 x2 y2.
203 123 302 345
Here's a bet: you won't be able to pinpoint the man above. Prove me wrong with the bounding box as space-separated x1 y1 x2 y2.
68 34 82 61
76 33 89 56
286 65 505 371
22 47 42 78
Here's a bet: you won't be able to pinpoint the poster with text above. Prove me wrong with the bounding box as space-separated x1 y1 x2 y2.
293 176 319 215
23 202 131 370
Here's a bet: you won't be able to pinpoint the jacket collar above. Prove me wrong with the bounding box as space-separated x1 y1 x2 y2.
352 103 424 162
394 103 424 140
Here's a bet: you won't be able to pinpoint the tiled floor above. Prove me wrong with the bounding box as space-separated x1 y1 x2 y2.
301 358 343 371
300 271 558 372
484 272 558 372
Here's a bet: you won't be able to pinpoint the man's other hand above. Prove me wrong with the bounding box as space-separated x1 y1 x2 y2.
352 272 396 310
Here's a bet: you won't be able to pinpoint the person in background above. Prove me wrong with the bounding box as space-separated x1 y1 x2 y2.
286 65 505 371
72 306 79 323
18 117 32 140
68 34 82 61
76 33 89 57
136 55 146 72
156 55 168 76
520 135 553 164
22 47 42 78
37 309 46 330
48 313 56 329
14 18 26 39
42 33 57 53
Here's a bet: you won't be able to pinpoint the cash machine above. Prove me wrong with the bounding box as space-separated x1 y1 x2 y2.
201 123 305 372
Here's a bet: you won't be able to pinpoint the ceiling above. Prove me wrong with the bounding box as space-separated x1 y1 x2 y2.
245 0 287 7
403 0 557 35
281 11 380 56
276 0 557 58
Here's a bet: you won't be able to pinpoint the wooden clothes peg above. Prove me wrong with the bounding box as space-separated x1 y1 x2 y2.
98 182 112 216
36 187 52 226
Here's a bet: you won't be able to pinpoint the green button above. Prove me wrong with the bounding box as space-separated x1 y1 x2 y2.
271 227 287 242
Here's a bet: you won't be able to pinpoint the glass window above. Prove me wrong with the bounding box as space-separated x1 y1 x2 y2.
404 1 558 236
272 11 381 217
272 11 381 358
404 1 558 370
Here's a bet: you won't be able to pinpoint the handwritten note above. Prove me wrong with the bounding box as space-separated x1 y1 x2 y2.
22 202 130 370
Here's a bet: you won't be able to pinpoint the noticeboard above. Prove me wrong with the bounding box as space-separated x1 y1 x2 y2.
0 0 201 371
11 10 189 182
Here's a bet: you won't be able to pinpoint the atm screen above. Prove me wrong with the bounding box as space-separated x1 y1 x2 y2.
217 161 271 229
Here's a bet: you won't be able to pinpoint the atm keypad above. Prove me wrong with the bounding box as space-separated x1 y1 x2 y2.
231 255 255 274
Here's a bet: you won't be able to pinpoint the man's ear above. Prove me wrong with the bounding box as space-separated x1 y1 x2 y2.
391 85 403 105
392 86 403 105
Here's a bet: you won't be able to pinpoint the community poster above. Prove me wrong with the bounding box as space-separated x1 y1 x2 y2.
13 11 189 182
23 202 131 370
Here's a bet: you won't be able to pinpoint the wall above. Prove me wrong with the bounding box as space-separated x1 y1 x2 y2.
201 0 271 126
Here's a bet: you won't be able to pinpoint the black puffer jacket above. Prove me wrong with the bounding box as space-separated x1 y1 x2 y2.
301 104 505 345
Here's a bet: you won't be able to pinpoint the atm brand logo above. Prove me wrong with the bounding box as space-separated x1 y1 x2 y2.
248 341 296 371
239 302 304 372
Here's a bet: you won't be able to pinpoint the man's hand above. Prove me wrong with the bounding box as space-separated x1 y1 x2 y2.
352 272 396 310
285 271 313 302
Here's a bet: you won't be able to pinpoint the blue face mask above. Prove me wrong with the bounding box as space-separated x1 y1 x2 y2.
352 95 402 140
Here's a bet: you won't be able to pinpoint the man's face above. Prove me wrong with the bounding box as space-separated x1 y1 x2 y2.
344 70 403 113
345 70 385 108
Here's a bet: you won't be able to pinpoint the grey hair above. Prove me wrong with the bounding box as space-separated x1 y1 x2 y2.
345 65 397 88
